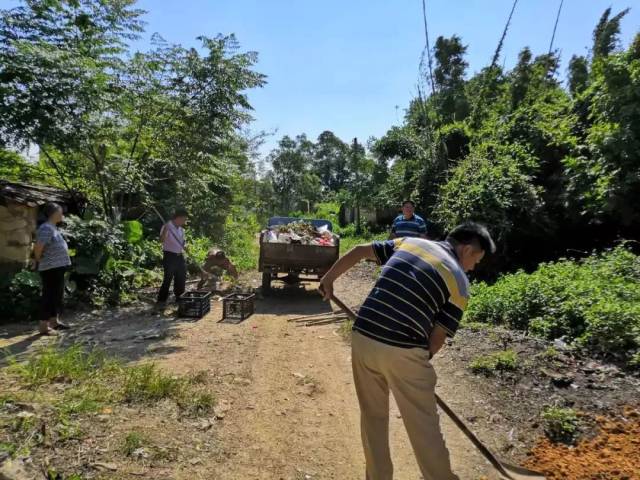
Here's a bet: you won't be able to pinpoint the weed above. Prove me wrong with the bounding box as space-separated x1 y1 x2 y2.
121 431 148 456
188 370 209 385
469 349 519 375
0 393 17 408
542 406 580 443
540 346 560 360
121 364 184 403
45 468 84 480
54 416 83 441
339 319 354 341
180 392 215 416
461 321 493 332
0 441 16 457
9 345 113 386
12 414 37 434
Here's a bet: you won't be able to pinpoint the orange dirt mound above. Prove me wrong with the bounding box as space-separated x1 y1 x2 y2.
524 406 640 480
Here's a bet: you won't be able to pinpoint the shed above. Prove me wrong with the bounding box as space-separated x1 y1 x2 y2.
0 181 86 274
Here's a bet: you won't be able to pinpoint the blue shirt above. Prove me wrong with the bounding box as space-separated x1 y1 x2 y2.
391 214 428 238
36 222 71 271
353 238 469 349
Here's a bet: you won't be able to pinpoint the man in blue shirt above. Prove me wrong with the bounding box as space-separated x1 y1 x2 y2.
390 200 430 239
320 222 495 480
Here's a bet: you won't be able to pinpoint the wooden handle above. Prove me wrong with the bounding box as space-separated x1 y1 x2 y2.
329 294 357 321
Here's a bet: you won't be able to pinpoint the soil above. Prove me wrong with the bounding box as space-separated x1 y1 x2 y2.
524 406 640 480
1 263 639 479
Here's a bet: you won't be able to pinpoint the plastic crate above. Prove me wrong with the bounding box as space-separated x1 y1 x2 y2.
178 290 212 318
222 293 255 322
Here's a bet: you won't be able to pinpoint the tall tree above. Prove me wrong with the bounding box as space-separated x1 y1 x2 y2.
345 138 374 233
592 7 630 58
568 55 589 96
0 2 265 232
269 135 321 214
313 131 349 193
433 35 469 122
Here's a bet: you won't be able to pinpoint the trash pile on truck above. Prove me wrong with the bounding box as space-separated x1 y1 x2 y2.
264 220 337 247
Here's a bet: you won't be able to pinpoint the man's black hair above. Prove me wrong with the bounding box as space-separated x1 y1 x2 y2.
447 222 496 254
172 207 188 219
43 202 62 218
401 200 415 207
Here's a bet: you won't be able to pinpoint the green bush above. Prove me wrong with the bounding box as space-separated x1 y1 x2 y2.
433 145 542 244
0 270 41 323
221 208 260 271
63 216 162 305
469 349 519 375
541 406 580 444
466 246 640 363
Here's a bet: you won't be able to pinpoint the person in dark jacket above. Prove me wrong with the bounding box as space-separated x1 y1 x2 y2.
33 202 72 335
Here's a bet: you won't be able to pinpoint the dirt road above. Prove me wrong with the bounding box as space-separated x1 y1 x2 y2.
153 268 498 480
4 264 639 479
0 266 499 479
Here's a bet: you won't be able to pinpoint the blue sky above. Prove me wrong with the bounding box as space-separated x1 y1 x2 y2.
6 0 640 158
127 0 638 157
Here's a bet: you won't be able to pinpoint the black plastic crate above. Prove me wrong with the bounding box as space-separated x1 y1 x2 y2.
178 290 212 318
222 293 255 322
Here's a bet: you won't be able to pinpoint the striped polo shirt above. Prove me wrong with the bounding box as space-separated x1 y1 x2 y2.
391 214 428 238
353 238 469 349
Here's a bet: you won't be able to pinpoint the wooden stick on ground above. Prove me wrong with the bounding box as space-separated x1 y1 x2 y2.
287 311 339 322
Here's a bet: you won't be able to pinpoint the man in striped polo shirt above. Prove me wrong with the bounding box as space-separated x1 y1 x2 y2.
320 222 495 480
390 200 431 239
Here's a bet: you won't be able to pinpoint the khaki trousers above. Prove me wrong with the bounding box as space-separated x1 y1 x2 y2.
352 331 459 480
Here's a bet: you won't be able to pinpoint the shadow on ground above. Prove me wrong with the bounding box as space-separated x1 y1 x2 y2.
0 282 333 366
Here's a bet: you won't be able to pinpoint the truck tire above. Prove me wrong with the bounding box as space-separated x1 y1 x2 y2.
262 271 272 294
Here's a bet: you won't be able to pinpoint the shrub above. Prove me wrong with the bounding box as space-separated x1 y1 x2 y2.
63 216 162 305
541 406 580 443
469 349 519 375
0 270 41 323
433 145 542 246
466 246 640 363
221 209 260 271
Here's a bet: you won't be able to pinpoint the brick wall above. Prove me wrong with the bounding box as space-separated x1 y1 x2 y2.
0 203 37 274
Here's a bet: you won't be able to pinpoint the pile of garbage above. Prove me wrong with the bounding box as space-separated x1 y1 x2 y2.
264 221 337 247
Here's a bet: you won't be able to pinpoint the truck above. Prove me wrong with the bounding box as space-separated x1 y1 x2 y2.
258 216 340 293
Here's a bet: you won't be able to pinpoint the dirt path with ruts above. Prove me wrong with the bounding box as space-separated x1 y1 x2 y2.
153 268 498 479
0 265 500 479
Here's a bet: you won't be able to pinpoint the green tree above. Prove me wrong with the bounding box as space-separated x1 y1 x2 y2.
432 35 470 123
313 130 349 193
592 7 630 58
269 134 321 214
345 138 375 232
568 55 589 96
1 2 265 236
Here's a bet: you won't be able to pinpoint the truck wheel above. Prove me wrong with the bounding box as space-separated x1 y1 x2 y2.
262 272 272 294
